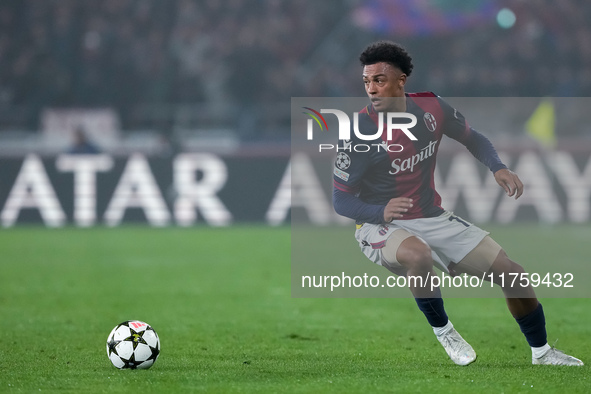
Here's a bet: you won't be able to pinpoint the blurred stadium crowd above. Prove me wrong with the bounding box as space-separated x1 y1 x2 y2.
0 0 590 139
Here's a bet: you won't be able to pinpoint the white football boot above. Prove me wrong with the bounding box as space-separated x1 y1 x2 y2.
437 328 477 366
532 348 584 366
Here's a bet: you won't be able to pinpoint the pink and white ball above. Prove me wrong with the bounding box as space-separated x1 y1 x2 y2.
106 320 160 369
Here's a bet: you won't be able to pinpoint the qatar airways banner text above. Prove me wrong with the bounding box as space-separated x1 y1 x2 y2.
0 150 590 227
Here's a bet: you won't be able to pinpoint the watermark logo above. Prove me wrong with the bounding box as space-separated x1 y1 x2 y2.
303 107 418 152
302 107 329 139
303 107 418 141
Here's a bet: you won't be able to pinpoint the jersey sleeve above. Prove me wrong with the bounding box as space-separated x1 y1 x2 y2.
332 188 385 224
332 139 367 193
438 97 507 173
332 138 385 224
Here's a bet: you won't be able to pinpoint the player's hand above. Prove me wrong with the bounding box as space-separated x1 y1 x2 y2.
384 197 413 222
494 168 523 199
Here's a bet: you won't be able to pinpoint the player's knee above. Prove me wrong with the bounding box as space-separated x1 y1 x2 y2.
397 242 433 273
489 249 525 275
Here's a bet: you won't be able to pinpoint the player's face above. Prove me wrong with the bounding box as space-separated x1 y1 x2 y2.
362 62 406 111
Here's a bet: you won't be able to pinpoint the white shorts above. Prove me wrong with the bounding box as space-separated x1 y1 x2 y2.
354 211 489 273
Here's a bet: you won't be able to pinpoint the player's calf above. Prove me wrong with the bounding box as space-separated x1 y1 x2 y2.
487 250 537 301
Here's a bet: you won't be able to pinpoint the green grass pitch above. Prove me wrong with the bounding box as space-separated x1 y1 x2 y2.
1 225 590 393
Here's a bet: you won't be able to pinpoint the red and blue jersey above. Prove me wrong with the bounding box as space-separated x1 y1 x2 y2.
333 92 506 224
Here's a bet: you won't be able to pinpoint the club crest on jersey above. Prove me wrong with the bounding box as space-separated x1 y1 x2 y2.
335 152 351 170
423 112 436 132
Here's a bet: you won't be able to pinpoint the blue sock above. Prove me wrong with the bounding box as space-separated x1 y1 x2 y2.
415 289 448 328
515 303 547 348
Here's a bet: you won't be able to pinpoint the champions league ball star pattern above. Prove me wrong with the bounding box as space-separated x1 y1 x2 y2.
106 320 160 369
335 152 351 170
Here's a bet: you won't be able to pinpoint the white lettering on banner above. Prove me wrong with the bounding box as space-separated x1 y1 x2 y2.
266 153 332 226
173 153 232 226
496 151 562 223
1 154 65 227
56 154 113 227
103 154 170 226
551 152 591 222
1 151 590 226
434 152 503 222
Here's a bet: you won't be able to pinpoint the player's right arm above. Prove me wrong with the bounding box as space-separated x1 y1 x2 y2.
383 197 413 221
333 188 413 223
332 138 413 223
332 137 383 223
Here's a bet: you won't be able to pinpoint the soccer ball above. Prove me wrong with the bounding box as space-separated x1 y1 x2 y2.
106 320 160 369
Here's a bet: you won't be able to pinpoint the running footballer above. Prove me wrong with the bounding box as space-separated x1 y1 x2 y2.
332 41 583 366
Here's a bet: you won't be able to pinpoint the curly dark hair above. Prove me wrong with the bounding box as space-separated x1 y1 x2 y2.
359 41 414 76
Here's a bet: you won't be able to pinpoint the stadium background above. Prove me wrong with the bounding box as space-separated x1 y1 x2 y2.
0 0 590 226
2 1 591 392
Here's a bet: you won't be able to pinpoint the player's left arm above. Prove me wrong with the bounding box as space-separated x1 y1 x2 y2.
438 97 523 199
493 168 523 199
464 130 523 199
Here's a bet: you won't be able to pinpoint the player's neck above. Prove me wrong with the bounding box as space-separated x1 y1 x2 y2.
385 95 407 112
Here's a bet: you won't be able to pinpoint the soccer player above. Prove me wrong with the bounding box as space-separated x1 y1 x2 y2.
332 41 583 366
